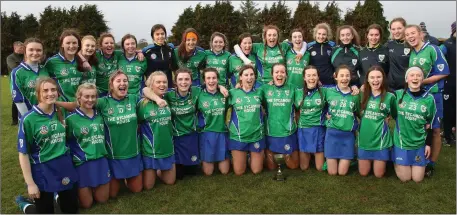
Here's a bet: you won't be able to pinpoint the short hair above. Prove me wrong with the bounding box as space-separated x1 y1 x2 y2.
13 41 23 47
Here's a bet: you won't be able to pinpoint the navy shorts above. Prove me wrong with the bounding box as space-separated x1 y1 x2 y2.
357 148 390 161
432 92 442 129
266 132 298 154
31 154 79 192
174 132 199 166
392 145 427 166
324 128 355 159
108 154 143 179
297 126 325 153
76 157 111 188
143 155 175 171
199 132 229 162
228 138 266 153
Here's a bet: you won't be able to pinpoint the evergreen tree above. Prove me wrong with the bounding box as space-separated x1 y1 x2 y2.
239 0 261 35
292 0 322 41
170 7 195 45
321 0 342 38
21 14 40 38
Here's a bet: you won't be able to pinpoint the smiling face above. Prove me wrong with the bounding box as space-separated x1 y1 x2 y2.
175 72 192 93
78 88 97 109
101 37 115 55
405 26 422 48
272 64 287 86
151 75 168 97
315 28 328 43
25 42 43 64
123 38 137 56
265 29 278 47
335 68 351 88
390 21 405 40
211 35 225 53
291 31 303 47
62 35 79 56
38 82 58 105
153 28 166 45
240 37 252 55
304 68 319 89
204 71 218 92
81 39 96 56
110 73 129 98
185 37 197 52
368 70 383 92
239 68 256 89
406 69 424 91
339 28 353 45
367 28 381 47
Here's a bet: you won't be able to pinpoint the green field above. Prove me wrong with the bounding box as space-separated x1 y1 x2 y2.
1 76 455 214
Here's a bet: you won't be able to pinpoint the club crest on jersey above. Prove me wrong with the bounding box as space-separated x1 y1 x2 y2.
61 177 70 185
126 104 132 111
330 100 337 106
203 101 209 108
188 100 193 105
404 48 410 55
194 62 199 67
444 94 449 100
221 98 226 104
350 101 355 108
378 54 385 61
135 66 141 72
437 64 445 71
254 96 260 102
268 91 273 97
149 110 157 116
80 127 89 135
222 60 226 65
380 103 386 110
151 53 157 60
287 59 293 65
27 80 36 88
236 98 242 104
191 155 197 162
284 144 291 151
108 108 114 115
40 125 48 135
284 90 290 96
60 69 69 76
399 102 406 108
352 59 357 66
421 105 427 113
311 51 317 56
327 50 331 56
315 99 322 105
419 58 426 65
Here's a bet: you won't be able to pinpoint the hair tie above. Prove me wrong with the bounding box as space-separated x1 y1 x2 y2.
404 66 422 82
186 32 198 40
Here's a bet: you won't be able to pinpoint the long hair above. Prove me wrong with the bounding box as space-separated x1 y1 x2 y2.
360 65 388 111
35 77 64 123
313 23 333 41
366 24 383 46
178 28 199 63
262 25 285 62
59 29 81 59
336 25 361 46
76 35 99 72
389 17 407 40
302 65 324 107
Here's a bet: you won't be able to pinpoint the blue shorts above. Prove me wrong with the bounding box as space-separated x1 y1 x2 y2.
143 155 175 170
432 92 442 129
392 145 427 166
357 148 390 161
76 157 111 188
228 138 266 153
31 154 79 192
324 128 355 159
266 132 298 154
174 132 199 166
298 127 325 153
199 132 229 162
108 154 143 179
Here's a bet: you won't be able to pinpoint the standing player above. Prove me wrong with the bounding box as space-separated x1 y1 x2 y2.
234 25 306 84
172 28 207 86
385 17 410 91
405 24 450 177
77 35 98 85
262 63 300 170
323 65 360 176
18 77 79 213
204 32 231 88
117 34 147 95
391 66 435 183
358 66 395 178
197 68 230 175
296 66 326 171
304 23 336 87
228 65 265 175
228 33 261 88
66 83 110 208
286 28 308 89
138 72 176 189
359 24 389 88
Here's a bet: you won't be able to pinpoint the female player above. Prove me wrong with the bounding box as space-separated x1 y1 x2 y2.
286 28 309 89
359 24 389 87
77 35 98 85
142 24 175 88
11 38 50 117
44 29 82 102
228 33 261 88
234 25 306 84
384 17 409 91
172 28 207 86
65 83 110 208
405 24 450 176
228 65 265 175
324 65 360 176
138 72 176 189
331 25 362 89
18 77 78 213
263 63 299 170
358 66 395 178
197 68 230 175
296 65 326 171
117 34 147 95
304 23 336 87
391 66 435 182
204 32 231 88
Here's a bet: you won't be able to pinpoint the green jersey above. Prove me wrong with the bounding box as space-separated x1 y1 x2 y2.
261 83 299 137
95 50 123 94
409 42 450 93
228 87 264 143
358 92 395 150
164 86 201 136
228 54 259 88
65 108 107 166
296 88 325 128
117 54 147 95
80 66 97 85
18 105 67 164
324 86 360 131
205 50 231 87
11 62 50 109
45 53 82 102
173 49 206 82
197 89 227 132
137 99 174 158
393 89 436 150
252 42 290 84
286 49 308 88
96 94 140 159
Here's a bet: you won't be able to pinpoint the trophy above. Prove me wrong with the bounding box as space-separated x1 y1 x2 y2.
273 154 286 181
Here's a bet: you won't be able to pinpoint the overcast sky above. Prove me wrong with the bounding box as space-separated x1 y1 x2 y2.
2 1 456 43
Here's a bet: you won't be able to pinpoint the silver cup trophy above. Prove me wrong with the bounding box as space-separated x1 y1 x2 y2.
273 154 286 181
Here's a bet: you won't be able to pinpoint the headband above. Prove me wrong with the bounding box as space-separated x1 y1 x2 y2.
405 66 422 82
186 32 198 40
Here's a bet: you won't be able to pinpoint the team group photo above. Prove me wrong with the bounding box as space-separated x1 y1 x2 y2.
1 0 456 214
